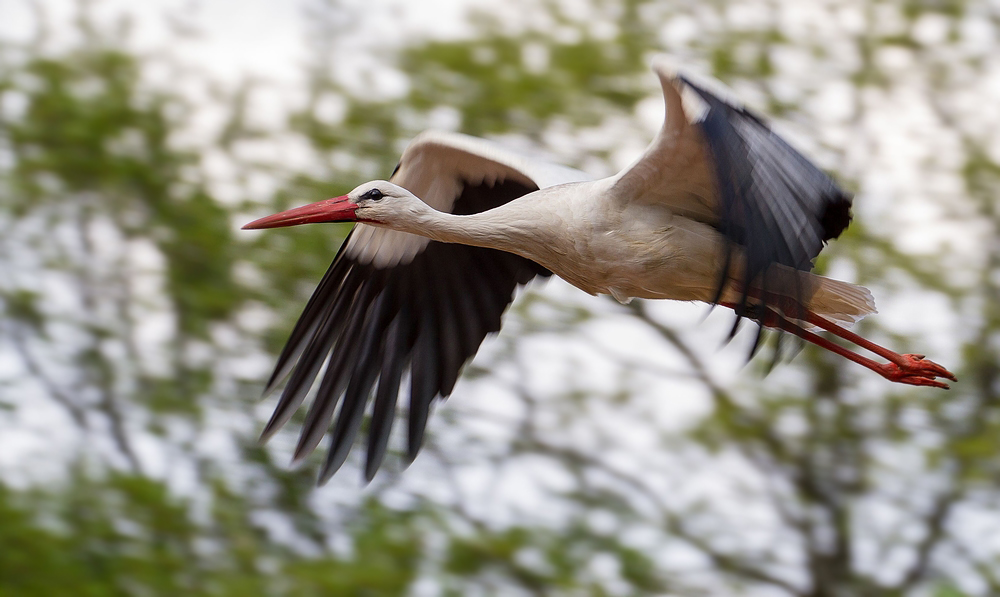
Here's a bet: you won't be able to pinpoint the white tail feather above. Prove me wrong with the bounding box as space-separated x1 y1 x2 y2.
804 273 877 327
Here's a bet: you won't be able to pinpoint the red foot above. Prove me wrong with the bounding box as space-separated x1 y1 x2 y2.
876 354 958 389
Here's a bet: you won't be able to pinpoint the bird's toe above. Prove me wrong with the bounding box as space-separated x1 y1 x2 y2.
878 354 956 389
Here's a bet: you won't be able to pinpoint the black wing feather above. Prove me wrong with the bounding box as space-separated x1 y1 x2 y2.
364 313 407 481
405 264 442 463
261 241 354 396
259 271 356 442
680 76 852 327
291 277 375 461
263 177 546 483
318 288 390 482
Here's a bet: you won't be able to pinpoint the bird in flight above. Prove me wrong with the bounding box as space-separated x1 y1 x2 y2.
244 57 956 483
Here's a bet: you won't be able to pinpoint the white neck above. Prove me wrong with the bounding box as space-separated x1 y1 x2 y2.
385 191 558 258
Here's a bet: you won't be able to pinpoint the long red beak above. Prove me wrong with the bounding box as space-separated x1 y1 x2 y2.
242 195 359 230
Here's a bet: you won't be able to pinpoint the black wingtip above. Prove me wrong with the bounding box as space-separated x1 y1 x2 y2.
820 191 853 241
405 421 426 465
728 312 743 340
748 322 766 359
363 459 379 484
364 327 405 483
405 396 433 465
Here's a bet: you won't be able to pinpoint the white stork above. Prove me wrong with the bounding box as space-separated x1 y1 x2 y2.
244 58 956 483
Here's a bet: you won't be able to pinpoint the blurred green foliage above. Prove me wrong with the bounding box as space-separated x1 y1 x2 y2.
5 49 238 336
0 475 426 596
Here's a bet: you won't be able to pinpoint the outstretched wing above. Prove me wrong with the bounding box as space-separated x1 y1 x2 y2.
679 74 852 317
616 58 852 330
261 131 590 483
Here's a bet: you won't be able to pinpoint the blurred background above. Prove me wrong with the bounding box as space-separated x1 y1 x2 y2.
0 0 997 594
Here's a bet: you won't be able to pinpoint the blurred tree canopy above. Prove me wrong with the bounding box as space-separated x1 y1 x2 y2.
1 0 999 595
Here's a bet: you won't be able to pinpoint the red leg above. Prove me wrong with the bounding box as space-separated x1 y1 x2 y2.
721 302 956 389
803 311 956 388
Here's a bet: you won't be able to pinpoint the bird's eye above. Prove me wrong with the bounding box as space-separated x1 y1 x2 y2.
363 188 384 201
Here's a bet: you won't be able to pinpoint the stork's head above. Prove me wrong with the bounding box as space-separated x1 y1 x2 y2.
242 181 424 230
